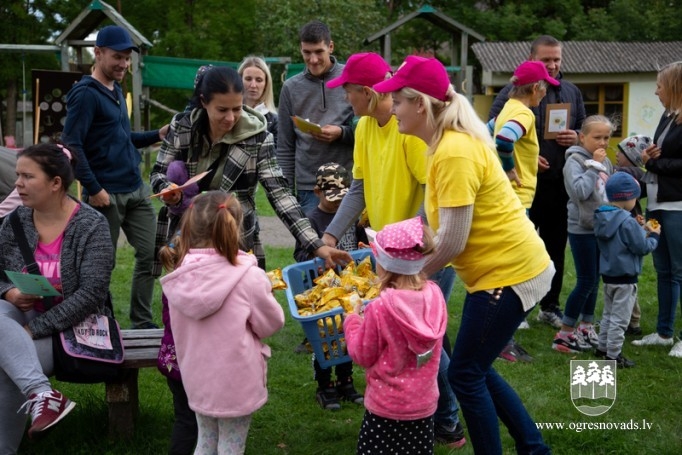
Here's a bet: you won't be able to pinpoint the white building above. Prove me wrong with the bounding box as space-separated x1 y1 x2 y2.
472 41 682 147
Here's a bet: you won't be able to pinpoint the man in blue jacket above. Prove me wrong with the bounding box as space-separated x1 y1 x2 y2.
489 35 586 335
63 25 168 329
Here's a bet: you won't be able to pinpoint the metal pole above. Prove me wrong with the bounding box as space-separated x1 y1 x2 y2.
22 53 26 146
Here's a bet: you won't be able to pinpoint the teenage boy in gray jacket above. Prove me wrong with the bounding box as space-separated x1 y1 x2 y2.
277 20 355 214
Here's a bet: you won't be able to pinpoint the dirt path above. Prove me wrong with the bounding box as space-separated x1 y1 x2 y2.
258 216 295 248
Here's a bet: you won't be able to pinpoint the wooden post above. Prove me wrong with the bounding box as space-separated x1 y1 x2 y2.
106 369 140 440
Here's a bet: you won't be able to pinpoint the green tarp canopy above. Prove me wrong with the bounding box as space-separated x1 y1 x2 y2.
141 55 306 90
141 55 239 90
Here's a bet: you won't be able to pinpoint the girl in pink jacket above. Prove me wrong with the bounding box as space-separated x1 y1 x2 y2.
159 191 285 454
344 217 448 455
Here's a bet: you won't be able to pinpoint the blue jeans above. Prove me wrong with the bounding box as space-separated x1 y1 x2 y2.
449 288 550 454
430 267 461 429
649 209 682 338
563 233 600 327
296 190 318 215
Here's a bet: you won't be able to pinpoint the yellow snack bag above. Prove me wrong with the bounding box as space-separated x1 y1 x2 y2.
340 292 361 313
364 285 380 300
356 256 373 277
314 268 341 287
317 314 344 334
315 300 341 315
266 268 287 290
294 290 312 309
342 274 371 295
340 260 357 277
319 287 347 305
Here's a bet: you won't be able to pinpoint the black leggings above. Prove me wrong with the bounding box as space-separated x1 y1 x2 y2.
166 377 198 455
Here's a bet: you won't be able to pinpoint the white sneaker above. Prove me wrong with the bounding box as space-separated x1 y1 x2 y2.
537 309 563 328
518 319 530 330
669 341 682 358
579 325 599 348
632 332 674 346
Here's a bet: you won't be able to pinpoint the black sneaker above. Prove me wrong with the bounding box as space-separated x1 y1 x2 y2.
625 326 642 336
594 348 607 358
293 343 310 354
606 354 635 368
294 337 310 354
434 421 467 449
316 387 341 411
336 381 363 404
498 340 533 362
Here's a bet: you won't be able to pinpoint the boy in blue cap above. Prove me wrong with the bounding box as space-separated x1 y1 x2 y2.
593 172 660 368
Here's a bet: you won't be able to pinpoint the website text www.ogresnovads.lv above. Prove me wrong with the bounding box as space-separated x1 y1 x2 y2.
536 419 652 433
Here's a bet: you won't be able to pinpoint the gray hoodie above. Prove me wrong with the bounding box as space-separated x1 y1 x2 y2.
563 145 613 234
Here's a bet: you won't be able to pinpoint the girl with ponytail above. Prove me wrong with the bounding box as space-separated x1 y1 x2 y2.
159 191 284 454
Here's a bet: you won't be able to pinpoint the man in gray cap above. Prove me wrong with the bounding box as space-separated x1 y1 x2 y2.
63 25 168 329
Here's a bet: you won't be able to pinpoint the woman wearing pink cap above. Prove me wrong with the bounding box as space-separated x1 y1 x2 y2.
374 56 554 454
491 60 558 206
323 52 427 239
490 60 558 362
324 52 466 448
345 217 447 455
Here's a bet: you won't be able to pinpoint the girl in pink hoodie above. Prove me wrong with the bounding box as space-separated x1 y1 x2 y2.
159 191 285 454
344 217 447 455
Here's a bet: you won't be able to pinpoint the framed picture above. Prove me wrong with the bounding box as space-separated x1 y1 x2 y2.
544 103 571 139
32 69 82 143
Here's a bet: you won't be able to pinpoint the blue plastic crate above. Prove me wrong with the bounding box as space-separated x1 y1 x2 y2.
282 249 375 368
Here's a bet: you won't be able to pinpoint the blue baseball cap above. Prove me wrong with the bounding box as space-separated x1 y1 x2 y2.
96 25 139 53
606 172 641 202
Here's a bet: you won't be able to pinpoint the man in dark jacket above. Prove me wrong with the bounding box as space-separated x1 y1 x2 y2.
63 25 168 329
490 35 586 330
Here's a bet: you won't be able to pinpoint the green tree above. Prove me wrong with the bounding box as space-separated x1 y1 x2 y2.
4 0 682 144
254 0 386 61
0 0 72 144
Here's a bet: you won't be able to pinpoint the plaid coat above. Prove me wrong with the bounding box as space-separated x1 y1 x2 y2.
150 107 323 271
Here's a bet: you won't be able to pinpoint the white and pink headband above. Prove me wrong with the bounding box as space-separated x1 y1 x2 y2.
371 216 426 275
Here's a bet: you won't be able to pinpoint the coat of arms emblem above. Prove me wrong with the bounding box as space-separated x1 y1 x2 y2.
570 360 617 416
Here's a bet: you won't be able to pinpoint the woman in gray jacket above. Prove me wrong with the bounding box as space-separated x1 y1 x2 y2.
0 143 113 452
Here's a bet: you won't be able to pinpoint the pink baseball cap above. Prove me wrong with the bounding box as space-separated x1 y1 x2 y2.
373 56 451 101
513 61 559 87
327 53 392 89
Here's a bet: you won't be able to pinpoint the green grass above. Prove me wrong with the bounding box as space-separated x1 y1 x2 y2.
19 245 682 454
256 183 277 217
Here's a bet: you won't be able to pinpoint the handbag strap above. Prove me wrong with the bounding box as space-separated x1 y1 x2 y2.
9 210 54 309
9 210 40 275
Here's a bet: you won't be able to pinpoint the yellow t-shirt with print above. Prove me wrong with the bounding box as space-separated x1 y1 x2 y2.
425 130 550 292
493 98 539 208
354 115 427 230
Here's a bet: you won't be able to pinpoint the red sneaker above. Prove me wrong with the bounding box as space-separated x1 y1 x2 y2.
21 389 76 439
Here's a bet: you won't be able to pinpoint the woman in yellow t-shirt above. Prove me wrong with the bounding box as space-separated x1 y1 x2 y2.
374 56 554 455
322 52 466 449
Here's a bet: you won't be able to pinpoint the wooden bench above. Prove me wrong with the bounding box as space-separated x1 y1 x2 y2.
105 328 163 439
